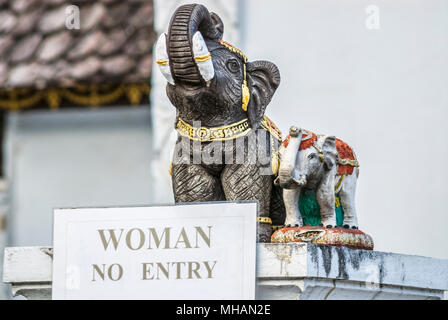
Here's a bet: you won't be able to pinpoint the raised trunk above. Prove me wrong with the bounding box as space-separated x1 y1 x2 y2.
167 4 222 85
278 127 303 188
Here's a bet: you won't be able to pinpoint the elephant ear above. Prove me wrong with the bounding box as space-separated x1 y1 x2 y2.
322 136 338 171
246 60 281 129
210 12 224 35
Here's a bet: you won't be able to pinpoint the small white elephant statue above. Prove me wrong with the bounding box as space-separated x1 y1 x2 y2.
275 126 360 229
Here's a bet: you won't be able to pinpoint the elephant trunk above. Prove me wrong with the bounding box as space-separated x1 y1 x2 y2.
277 126 305 189
166 4 222 85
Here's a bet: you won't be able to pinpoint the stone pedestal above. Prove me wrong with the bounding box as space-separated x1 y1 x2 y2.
3 244 448 300
256 243 448 300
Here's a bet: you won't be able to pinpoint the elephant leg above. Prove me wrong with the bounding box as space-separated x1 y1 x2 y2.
221 163 272 242
339 171 359 229
316 174 337 228
269 184 286 226
283 188 303 227
172 164 225 203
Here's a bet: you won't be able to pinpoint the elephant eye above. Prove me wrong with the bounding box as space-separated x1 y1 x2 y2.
227 59 240 73
308 153 317 160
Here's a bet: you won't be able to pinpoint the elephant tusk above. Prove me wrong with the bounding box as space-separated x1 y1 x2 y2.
292 177 307 187
192 31 215 82
274 177 280 186
155 33 175 85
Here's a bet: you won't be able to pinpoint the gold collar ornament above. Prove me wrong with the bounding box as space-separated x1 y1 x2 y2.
176 117 251 142
175 115 282 177
176 115 282 142
174 115 282 176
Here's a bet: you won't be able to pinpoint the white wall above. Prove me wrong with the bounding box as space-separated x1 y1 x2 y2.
5 107 153 247
244 0 448 258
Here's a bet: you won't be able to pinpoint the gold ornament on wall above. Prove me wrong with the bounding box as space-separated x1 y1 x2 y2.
0 83 151 111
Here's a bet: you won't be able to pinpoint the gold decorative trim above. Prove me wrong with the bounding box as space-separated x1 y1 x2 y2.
0 83 151 110
156 60 168 65
262 115 282 176
335 196 341 208
0 90 43 111
312 143 325 162
176 117 252 142
241 64 250 111
168 161 173 176
261 116 282 142
335 175 345 191
257 217 272 224
194 53 211 62
337 158 359 167
301 130 314 141
219 40 248 63
241 80 250 111
176 115 282 143
60 86 123 106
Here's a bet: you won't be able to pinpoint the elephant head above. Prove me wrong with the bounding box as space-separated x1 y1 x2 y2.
276 127 338 189
156 3 280 129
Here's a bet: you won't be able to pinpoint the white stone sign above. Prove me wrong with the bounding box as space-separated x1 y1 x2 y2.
52 202 257 300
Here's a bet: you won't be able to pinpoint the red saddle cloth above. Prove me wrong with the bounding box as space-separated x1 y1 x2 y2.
282 131 357 175
281 130 317 150
335 138 356 175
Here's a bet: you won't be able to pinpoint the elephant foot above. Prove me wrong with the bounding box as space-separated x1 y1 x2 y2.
321 218 336 229
284 216 303 228
320 223 334 228
284 224 301 228
258 222 273 243
284 221 302 228
343 223 358 229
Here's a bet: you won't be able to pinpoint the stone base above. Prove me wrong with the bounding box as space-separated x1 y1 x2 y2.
3 244 448 300
271 225 374 250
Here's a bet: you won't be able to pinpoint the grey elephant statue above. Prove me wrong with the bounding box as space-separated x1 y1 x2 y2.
156 3 285 242
275 126 360 229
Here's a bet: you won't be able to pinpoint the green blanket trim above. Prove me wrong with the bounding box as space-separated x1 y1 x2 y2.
298 189 344 226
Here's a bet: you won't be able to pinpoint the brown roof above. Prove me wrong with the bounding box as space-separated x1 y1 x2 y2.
0 0 155 90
